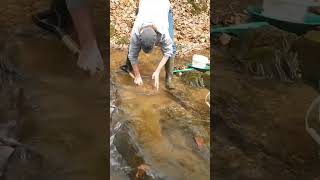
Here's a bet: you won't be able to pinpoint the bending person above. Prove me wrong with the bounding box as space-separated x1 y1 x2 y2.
120 0 176 90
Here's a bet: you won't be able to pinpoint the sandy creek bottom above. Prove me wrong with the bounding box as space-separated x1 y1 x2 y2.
110 49 210 180
3 34 108 180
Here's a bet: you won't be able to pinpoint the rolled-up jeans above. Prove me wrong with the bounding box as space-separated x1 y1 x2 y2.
168 8 176 56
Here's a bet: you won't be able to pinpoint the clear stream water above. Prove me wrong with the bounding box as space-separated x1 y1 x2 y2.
110 49 210 180
2 28 210 180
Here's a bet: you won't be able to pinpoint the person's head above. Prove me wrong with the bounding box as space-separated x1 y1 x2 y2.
139 26 157 53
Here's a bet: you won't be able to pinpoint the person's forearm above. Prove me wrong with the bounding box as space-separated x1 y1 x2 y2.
132 64 141 77
155 56 169 72
66 2 95 48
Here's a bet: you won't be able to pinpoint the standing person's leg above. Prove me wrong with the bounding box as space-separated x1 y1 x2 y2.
165 7 176 89
66 0 104 75
119 7 140 78
119 55 134 78
168 8 176 55
119 51 134 78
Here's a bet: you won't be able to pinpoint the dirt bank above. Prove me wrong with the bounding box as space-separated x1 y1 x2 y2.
212 55 320 179
212 1 320 179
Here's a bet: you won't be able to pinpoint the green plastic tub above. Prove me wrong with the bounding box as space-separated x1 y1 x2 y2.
211 6 320 35
246 6 320 34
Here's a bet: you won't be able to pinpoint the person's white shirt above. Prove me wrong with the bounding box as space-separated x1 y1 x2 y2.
128 0 174 65
132 0 171 35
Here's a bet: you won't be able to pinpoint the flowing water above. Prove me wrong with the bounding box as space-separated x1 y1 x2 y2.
2 31 108 180
1 27 210 180
110 49 210 180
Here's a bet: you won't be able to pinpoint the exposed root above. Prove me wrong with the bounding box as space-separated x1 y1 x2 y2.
228 26 301 81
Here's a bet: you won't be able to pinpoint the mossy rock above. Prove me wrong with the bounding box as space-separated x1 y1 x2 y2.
202 72 210 90
181 71 208 88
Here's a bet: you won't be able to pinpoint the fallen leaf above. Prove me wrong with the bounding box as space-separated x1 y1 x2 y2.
194 136 205 149
135 164 151 179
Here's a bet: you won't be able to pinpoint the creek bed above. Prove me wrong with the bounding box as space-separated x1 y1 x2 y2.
110 48 210 180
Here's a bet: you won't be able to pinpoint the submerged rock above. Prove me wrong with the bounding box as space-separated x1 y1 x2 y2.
112 120 158 180
113 122 144 170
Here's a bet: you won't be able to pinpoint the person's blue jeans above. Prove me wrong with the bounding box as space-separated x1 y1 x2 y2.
168 8 176 56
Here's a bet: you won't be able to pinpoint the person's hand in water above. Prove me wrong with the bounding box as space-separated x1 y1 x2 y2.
152 56 170 91
77 42 104 75
134 75 143 85
65 0 104 76
152 70 160 91
132 64 143 85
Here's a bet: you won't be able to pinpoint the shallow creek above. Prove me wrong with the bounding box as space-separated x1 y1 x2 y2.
110 49 210 180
